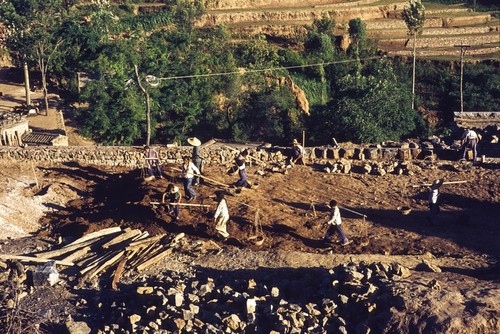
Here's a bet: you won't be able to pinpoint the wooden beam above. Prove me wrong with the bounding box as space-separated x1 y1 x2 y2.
150 202 211 208
411 180 468 188
65 227 122 247
0 254 74 266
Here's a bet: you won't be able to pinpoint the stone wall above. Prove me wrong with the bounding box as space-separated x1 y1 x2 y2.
0 143 443 168
0 115 29 146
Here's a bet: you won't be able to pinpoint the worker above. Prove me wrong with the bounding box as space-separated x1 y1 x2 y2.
180 156 201 202
428 178 444 224
291 139 305 165
162 183 181 222
213 191 230 240
144 145 163 179
188 137 204 186
460 128 479 161
323 200 351 246
234 149 250 188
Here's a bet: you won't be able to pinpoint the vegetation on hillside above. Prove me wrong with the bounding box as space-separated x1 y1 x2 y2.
0 0 498 145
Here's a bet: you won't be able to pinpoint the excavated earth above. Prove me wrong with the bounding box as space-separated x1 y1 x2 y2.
0 156 499 333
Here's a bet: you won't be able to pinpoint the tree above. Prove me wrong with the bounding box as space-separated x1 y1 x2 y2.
348 18 367 75
402 0 425 110
310 59 426 144
0 0 70 113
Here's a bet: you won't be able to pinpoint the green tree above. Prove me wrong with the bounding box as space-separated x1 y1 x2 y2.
402 0 426 110
310 59 425 144
0 0 70 113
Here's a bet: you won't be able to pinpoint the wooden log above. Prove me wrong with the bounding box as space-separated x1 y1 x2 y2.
132 231 150 242
80 252 116 275
60 246 91 263
135 233 185 271
65 227 122 247
0 254 73 267
128 243 163 268
127 234 165 250
102 229 142 249
88 251 125 280
34 235 113 259
111 255 128 291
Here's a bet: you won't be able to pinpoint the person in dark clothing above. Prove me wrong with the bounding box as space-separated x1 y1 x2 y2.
188 137 203 186
234 149 250 188
144 145 163 179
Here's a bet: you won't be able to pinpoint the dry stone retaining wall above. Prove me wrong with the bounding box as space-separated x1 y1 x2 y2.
0 143 451 168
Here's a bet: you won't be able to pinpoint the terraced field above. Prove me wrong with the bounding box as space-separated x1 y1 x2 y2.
198 0 499 59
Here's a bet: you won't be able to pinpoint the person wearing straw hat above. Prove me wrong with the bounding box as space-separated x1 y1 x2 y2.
460 128 479 161
291 139 305 166
213 191 230 240
181 156 201 202
323 200 351 246
162 183 181 222
428 178 444 224
188 137 204 186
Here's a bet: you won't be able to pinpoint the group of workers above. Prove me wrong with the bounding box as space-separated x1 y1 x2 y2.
143 137 350 245
144 127 480 244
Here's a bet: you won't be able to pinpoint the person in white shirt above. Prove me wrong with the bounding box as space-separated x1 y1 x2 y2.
181 156 200 202
213 191 230 239
144 146 162 178
323 200 351 246
461 128 479 161
428 178 444 224
234 149 250 188
291 139 305 165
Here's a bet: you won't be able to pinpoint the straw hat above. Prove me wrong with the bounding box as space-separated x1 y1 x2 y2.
187 137 201 147
292 139 299 145
431 178 444 190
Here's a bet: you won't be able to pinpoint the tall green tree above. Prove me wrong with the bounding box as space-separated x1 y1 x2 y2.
0 0 71 113
402 0 426 110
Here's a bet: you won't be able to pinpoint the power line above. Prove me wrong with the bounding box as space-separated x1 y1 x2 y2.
156 56 382 81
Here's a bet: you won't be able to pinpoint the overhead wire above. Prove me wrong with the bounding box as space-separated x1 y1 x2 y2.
156 56 382 81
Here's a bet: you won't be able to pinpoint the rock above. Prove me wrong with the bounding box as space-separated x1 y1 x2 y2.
223 314 242 331
416 260 442 273
427 279 441 290
246 298 256 314
182 309 193 320
392 263 411 278
199 281 215 296
305 303 321 316
271 286 279 298
129 314 141 331
65 317 92 334
173 318 186 331
174 293 184 307
136 286 154 295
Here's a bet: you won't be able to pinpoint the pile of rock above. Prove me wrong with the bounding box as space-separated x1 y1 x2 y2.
88 261 412 333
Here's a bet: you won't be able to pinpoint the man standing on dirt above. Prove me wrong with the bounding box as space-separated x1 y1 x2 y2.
460 128 479 161
144 145 163 179
323 200 351 246
188 137 204 186
234 149 250 188
213 191 230 240
181 156 201 202
162 183 181 222
428 178 444 224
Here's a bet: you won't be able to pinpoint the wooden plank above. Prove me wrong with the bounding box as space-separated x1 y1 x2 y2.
0 254 73 266
127 234 165 249
80 252 115 275
88 250 125 280
34 233 116 259
60 246 91 263
136 233 185 271
150 202 211 208
411 180 468 188
65 227 122 247
102 229 142 249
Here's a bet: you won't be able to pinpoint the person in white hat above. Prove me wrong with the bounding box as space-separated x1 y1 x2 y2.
188 137 204 186
291 139 304 165
162 183 181 222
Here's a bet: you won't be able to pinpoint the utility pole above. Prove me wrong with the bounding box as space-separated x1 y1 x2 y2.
23 62 31 106
454 43 470 113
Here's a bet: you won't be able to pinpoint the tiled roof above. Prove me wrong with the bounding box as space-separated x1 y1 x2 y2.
22 132 61 145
